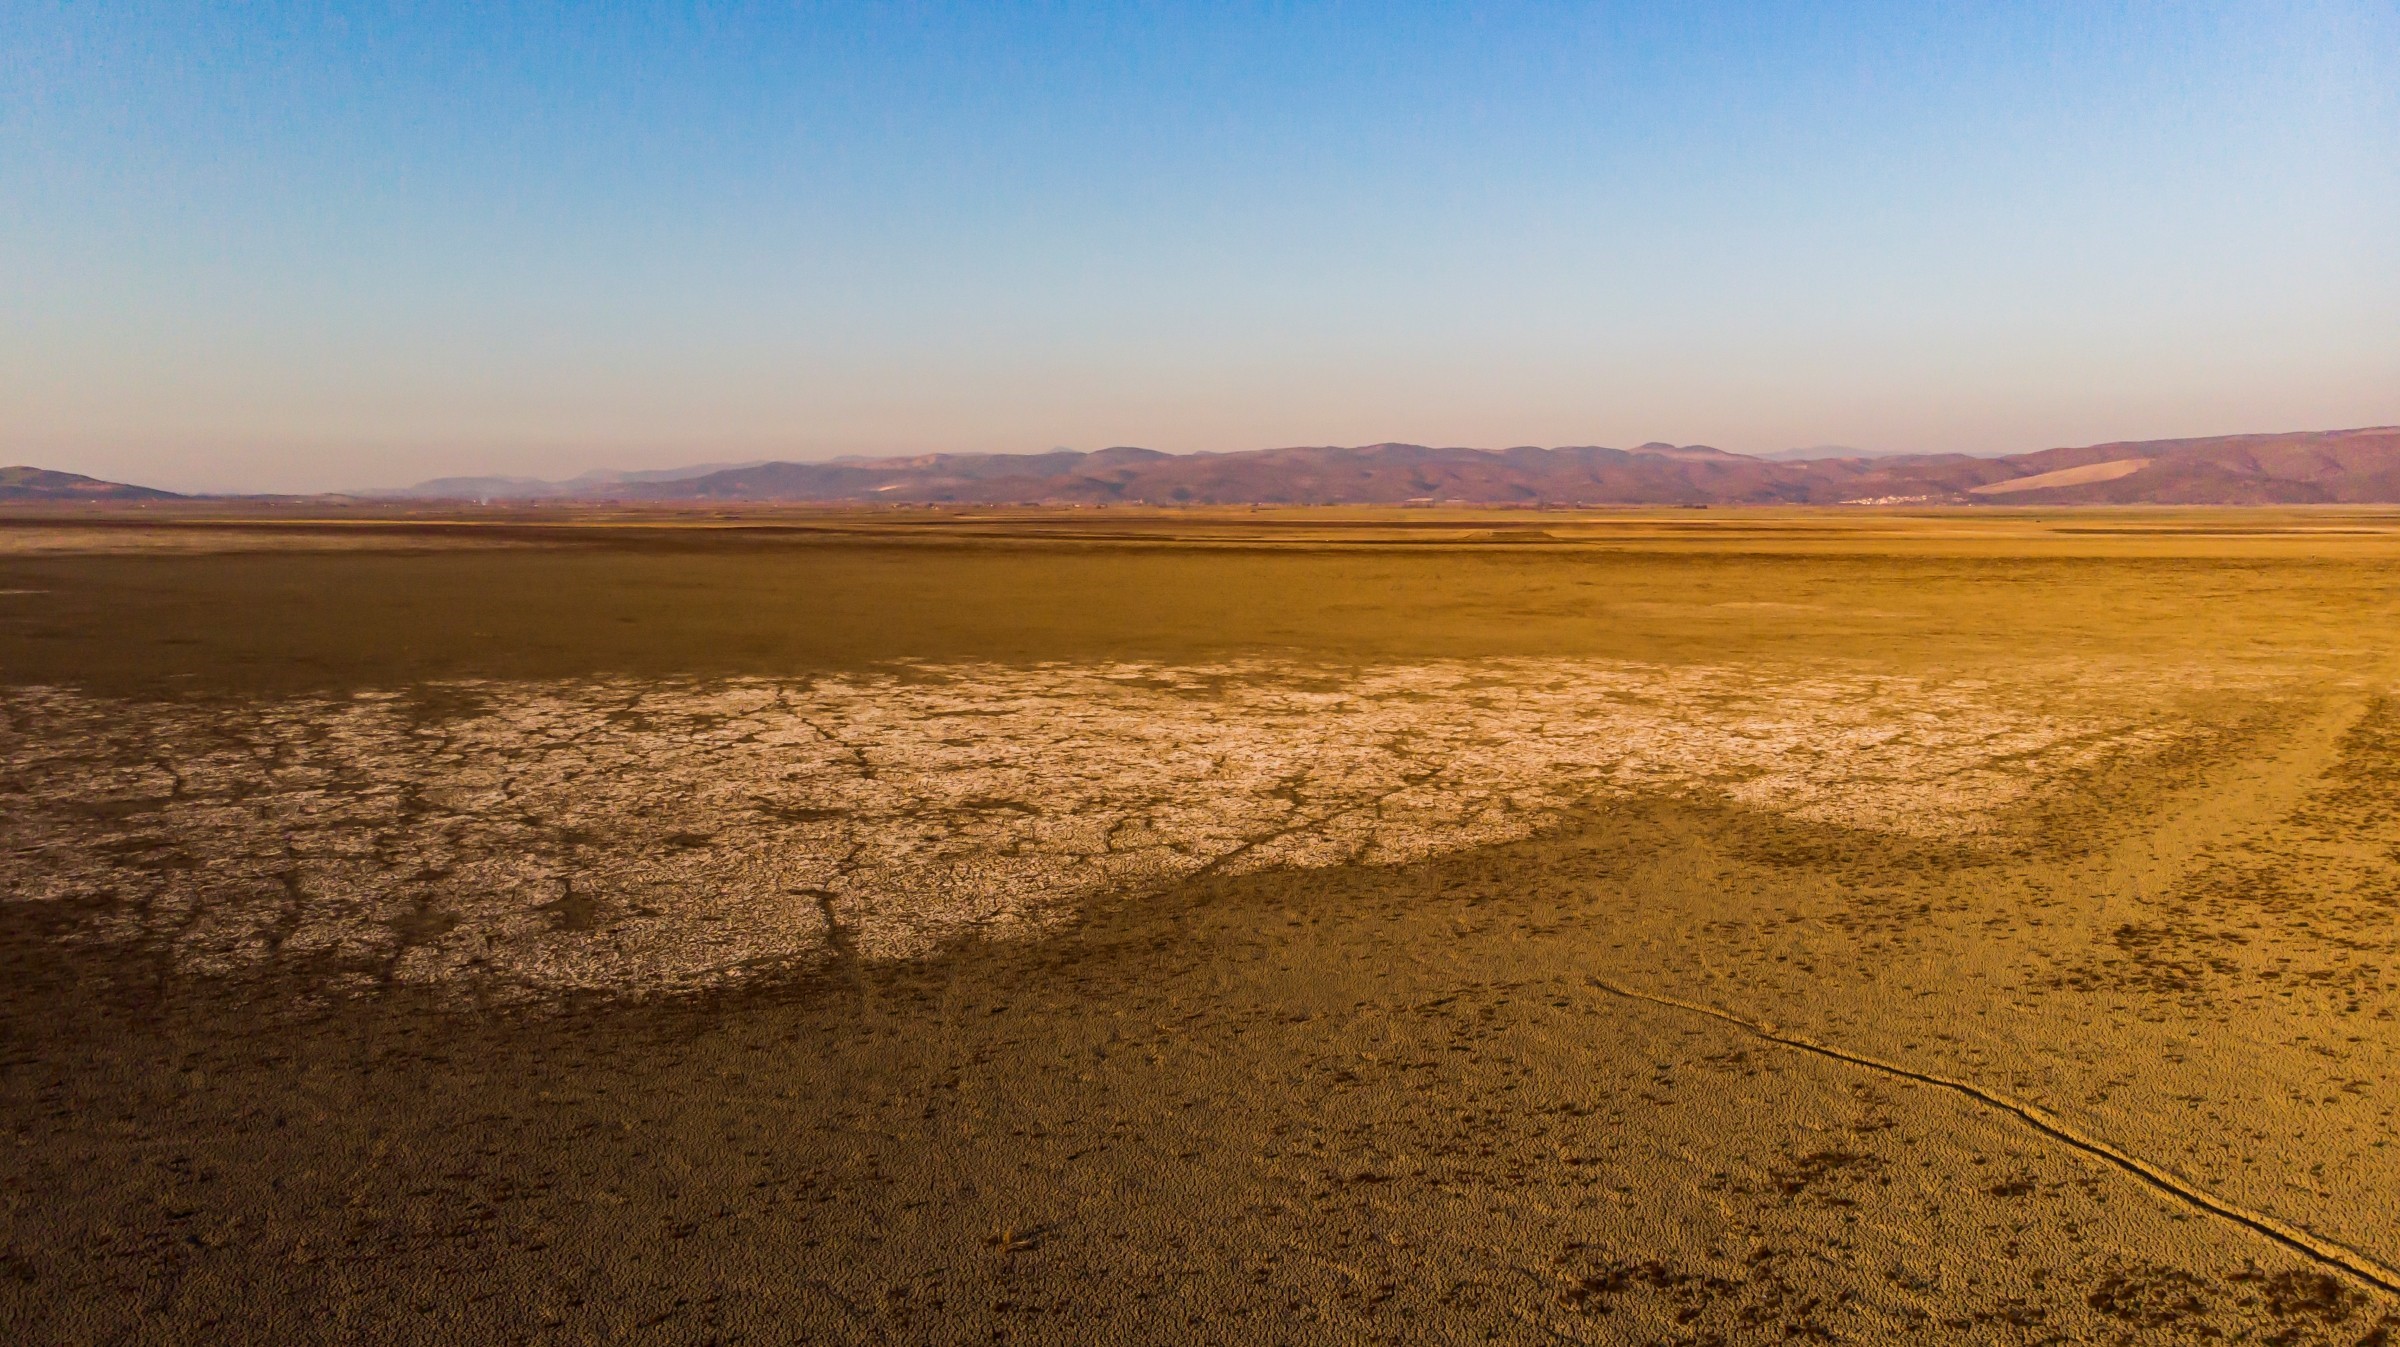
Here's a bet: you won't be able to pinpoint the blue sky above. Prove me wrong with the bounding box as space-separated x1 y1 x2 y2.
5 2 2395 491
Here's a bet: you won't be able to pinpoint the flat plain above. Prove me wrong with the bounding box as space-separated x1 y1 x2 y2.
5 506 2400 1344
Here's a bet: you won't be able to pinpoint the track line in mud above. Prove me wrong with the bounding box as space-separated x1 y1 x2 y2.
2081 692 2371 927
1586 975 2400 1298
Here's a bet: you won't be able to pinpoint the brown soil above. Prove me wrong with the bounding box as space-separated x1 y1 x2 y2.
4 508 2399 1343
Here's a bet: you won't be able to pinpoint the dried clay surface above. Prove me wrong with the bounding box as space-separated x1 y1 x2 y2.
1 658 2216 1000
11 519 2400 1344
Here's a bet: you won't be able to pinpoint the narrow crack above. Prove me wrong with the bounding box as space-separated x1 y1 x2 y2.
812 889 860 968
1185 764 1437 885
1586 975 2400 1298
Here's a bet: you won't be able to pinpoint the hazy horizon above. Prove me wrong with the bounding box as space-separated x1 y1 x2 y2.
370 437 2020 494
9 429 2378 498
8 2 2396 494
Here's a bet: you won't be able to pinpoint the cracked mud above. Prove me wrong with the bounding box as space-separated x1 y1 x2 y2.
5 660 2207 998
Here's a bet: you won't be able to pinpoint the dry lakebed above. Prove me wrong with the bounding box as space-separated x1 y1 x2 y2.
4 506 2400 1344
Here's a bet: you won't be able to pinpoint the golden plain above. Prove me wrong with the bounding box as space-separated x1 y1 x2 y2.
4 507 2399 1343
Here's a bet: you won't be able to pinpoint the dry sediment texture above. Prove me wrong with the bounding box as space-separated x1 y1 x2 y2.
10 517 2400 1344
2 658 2212 1000
0 525 539 555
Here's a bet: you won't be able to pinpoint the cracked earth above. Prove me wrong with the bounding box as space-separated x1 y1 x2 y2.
2 658 2224 1001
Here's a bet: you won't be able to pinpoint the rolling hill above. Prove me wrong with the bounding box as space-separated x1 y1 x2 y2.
383 426 2400 507
20 428 2398 508
0 467 182 502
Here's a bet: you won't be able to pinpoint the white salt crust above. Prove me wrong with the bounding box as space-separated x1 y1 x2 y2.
0 660 2209 1000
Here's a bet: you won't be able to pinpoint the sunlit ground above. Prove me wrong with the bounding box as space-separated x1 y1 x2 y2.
4 508 2399 1342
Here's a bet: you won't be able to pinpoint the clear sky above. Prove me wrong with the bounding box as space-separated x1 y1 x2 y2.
5 2 2395 492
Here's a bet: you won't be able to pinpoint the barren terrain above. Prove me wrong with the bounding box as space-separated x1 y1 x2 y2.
5 507 2400 1343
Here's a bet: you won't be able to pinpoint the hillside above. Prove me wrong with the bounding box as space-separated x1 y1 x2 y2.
0 467 182 502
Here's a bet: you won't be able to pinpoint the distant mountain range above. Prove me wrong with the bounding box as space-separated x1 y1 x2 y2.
12 427 2400 507
373 427 2400 506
